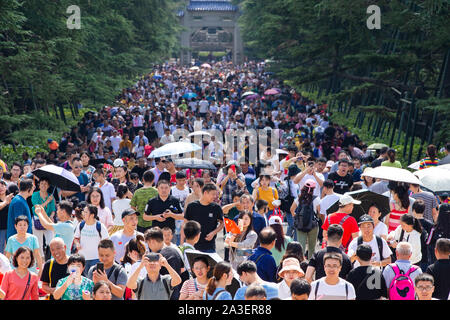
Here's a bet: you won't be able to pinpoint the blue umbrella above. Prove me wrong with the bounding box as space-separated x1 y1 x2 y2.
182 92 197 99
153 75 162 80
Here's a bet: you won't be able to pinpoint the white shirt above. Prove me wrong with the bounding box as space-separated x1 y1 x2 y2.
199 100 209 113
111 199 131 226
160 134 175 145
347 235 392 267
74 221 109 260
277 280 291 300
170 186 190 208
359 221 388 239
109 136 122 153
96 181 116 212
388 226 422 264
298 173 324 198
319 193 341 217
309 278 356 300
97 206 114 229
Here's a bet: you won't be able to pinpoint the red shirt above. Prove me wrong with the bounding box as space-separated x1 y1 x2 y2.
322 212 359 249
0 270 39 300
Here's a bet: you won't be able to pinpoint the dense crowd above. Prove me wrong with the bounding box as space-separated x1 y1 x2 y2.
0 60 449 301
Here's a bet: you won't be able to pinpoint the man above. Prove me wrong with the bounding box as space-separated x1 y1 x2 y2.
127 252 182 300
183 183 224 253
290 278 311 300
409 183 439 223
8 162 22 186
143 227 184 299
248 227 278 283
87 239 128 300
308 252 356 300
347 215 392 268
130 170 158 234
170 171 190 245
92 168 116 212
240 195 267 236
143 179 183 233
382 242 422 294
6 179 34 239
110 208 143 263
131 157 150 181
329 151 349 174
150 157 168 185
119 133 133 157
293 159 324 198
109 130 122 154
371 147 388 168
133 130 149 150
198 97 209 118
62 157 90 201
34 201 74 255
414 273 438 300
346 244 388 300
321 195 360 251
306 224 352 282
317 180 341 220
327 159 353 194
40 238 70 300
234 260 279 300
244 284 267 300
218 162 246 206
425 238 450 300
160 128 175 145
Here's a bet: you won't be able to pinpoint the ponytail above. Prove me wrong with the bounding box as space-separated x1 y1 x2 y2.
205 261 231 296
401 214 422 234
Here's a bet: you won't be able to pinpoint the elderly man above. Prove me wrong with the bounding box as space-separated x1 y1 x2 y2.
40 238 70 300
133 130 149 149
382 242 422 296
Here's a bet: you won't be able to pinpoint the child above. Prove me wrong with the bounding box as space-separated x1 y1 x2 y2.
179 221 201 273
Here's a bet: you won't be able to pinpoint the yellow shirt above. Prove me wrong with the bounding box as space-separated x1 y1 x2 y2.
255 187 279 210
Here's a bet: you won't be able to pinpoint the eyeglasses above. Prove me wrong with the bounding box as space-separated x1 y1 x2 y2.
73 166 82 169
416 285 433 291
324 264 340 269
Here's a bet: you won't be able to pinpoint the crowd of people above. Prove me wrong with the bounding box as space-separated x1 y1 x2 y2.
0 60 449 301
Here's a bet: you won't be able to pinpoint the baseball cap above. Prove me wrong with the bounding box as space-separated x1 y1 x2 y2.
269 215 283 226
358 214 374 225
121 208 140 219
113 158 125 167
305 179 317 189
326 160 334 168
339 194 361 206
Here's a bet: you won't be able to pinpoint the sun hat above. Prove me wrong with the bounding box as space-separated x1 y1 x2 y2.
278 258 305 278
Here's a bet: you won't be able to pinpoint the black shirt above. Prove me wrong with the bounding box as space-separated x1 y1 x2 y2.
0 199 9 230
145 195 182 232
40 259 69 300
418 218 433 264
308 246 352 280
371 158 385 168
347 266 387 300
426 259 450 300
328 172 354 194
184 200 223 251
131 165 150 180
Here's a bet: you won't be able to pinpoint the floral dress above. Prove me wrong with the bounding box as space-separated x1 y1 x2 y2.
55 276 94 300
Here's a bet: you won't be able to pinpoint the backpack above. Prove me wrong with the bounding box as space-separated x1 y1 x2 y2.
137 275 171 300
279 180 295 214
388 264 418 300
294 197 318 233
71 221 103 254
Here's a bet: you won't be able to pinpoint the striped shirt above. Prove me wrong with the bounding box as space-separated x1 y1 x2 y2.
180 278 206 299
419 157 439 170
388 208 408 233
410 191 438 222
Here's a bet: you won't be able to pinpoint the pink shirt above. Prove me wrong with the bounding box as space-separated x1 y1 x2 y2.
1 270 39 300
97 206 114 229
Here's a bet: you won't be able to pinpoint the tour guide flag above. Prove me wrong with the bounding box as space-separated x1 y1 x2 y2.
224 218 241 234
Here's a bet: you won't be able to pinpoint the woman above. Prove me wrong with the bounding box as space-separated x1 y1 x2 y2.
121 235 146 278
225 211 258 270
203 261 233 300
385 184 410 233
387 214 422 265
112 164 136 194
358 204 384 240
31 177 56 258
133 138 146 159
267 215 293 266
92 280 112 300
276 242 308 282
53 254 94 300
87 187 114 232
290 180 321 259
381 148 402 168
179 256 211 300
419 144 439 170
5 216 43 278
111 184 132 235
426 201 450 263
184 178 204 212
0 247 39 300
73 204 109 274
361 168 376 190
252 174 279 217
277 257 305 300
0 181 13 253
80 151 95 181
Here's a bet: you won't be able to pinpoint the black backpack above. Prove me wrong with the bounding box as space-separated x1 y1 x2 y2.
294 197 318 232
357 236 385 261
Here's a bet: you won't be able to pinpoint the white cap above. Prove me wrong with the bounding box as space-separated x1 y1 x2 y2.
269 215 282 226
326 160 334 168
113 159 125 168
339 194 361 206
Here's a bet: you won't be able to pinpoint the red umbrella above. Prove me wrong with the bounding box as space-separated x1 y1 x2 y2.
264 89 280 95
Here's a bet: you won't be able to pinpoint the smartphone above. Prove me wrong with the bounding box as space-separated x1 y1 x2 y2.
146 253 160 262
96 262 104 273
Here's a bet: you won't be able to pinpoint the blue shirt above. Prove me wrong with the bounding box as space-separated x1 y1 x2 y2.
234 283 279 300
248 247 277 283
6 195 32 239
203 287 233 300
53 221 75 255
74 172 89 202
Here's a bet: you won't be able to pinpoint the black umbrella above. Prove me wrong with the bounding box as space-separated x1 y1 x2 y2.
32 165 81 192
326 189 390 221
174 158 216 170
185 250 241 296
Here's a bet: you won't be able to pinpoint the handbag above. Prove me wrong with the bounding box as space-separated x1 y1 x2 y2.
33 215 46 231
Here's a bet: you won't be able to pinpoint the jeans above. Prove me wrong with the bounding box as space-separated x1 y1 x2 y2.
297 226 319 260
0 229 6 254
284 213 297 241
84 259 100 276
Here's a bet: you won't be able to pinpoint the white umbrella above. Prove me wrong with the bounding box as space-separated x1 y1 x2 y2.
212 79 222 83
189 66 199 71
438 164 450 171
148 141 201 158
187 130 211 137
276 149 289 155
361 166 424 186
413 167 450 194
241 91 257 97
408 161 421 171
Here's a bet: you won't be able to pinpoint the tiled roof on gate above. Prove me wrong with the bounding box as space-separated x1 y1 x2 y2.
187 0 238 12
